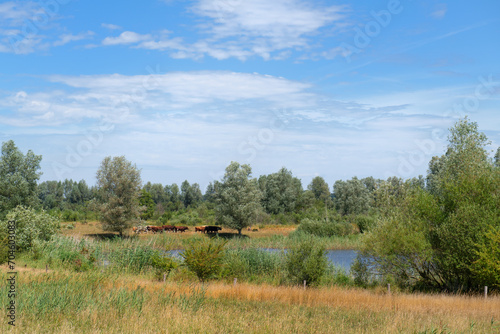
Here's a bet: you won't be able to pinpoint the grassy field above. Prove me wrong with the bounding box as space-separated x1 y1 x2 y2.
60 221 363 250
4 222 497 333
1 266 499 333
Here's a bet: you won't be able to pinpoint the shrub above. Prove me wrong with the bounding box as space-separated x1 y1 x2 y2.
351 215 376 233
150 253 177 281
285 241 327 286
296 218 353 237
0 206 60 251
182 238 226 282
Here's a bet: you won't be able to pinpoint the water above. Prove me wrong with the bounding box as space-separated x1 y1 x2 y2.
167 249 357 271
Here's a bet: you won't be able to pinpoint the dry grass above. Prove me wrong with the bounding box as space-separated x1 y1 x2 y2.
2 266 499 333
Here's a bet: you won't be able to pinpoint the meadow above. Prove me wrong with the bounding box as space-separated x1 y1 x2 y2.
1 267 499 333
2 221 499 333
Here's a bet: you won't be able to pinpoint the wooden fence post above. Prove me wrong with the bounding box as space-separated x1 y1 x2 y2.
303 280 307 290
163 273 166 282
485 286 488 299
387 283 391 295
233 278 237 286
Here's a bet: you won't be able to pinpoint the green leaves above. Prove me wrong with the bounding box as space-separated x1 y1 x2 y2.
215 161 262 234
285 240 327 286
181 238 227 282
96 156 143 236
0 140 42 218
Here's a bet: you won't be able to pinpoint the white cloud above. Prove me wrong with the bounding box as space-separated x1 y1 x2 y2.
431 4 447 19
102 31 152 45
53 31 94 46
101 23 122 30
100 0 347 60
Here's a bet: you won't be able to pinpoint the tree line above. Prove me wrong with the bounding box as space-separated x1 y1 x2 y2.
1 117 499 292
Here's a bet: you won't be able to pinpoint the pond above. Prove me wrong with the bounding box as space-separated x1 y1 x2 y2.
167 249 358 271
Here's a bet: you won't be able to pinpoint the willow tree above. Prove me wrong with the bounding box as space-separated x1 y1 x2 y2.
215 162 262 235
96 156 143 236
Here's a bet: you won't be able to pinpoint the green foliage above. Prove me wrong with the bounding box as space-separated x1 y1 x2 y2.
285 240 327 286
222 248 285 283
139 190 156 220
333 177 373 215
0 233 8 265
0 206 60 251
150 253 177 281
181 238 227 282
215 162 263 234
296 218 354 237
0 140 42 218
259 168 302 214
472 227 500 288
359 118 500 292
351 214 376 233
307 176 330 202
96 156 143 236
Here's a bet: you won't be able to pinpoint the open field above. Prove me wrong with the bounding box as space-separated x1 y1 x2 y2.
60 221 362 250
1 265 499 333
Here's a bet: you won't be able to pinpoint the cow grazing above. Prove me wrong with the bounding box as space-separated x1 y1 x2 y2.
149 226 164 233
175 226 189 233
195 226 206 233
204 226 222 234
162 225 176 232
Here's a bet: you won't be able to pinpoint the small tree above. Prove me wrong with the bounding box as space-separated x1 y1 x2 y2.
96 156 143 236
182 238 226 282
215 162 262 235
286 240 327 286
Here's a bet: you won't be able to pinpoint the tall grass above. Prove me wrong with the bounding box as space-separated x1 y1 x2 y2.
1 269 499 333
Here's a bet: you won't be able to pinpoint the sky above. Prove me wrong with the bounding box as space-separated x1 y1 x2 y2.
1 0 499 191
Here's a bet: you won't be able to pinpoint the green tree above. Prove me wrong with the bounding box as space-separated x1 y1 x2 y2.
139 190 155 220
494 147 500 167
359 118 500 292
96 156 143 236
333 177 372 215
259 167 303 214
307 176 330 202
215 162 262 235
0 140 42 218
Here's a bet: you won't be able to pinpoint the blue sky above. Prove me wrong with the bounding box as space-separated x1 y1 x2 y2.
1 0 499 190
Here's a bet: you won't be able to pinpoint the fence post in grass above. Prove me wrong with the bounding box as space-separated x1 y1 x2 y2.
387 283 391 295
303 280 306 290
485 286 488 299
163 273 166 282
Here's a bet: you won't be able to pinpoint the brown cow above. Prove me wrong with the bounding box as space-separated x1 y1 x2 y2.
149 226 164 233
175 226 189 233
162 225 176 232
204 226 222 234
194 226 206 233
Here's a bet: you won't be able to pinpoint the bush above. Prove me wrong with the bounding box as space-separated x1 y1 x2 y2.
351 215 376 233
0 206 60 251
182 238 226 282
285 241 327 286
150 253 177 281
296 218 353 237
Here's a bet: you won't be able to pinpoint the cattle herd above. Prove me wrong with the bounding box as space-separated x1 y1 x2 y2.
132 225 222 234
